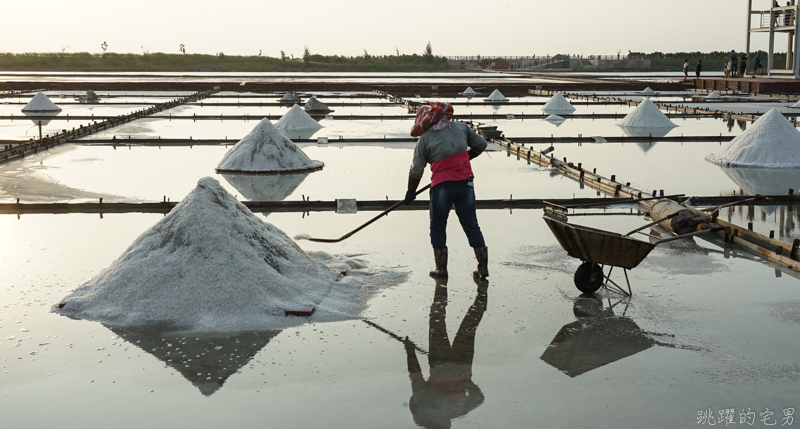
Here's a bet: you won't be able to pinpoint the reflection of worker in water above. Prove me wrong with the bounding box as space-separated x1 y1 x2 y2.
403 279 488 429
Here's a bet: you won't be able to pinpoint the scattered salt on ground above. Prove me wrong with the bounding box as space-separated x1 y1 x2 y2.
22 92 61 112
706 108 800 167
484 89 508 102
304 96 330 112
541 93 576 114
53 177 406 330
706 91 722 99
462 87 477 95
276 104 324 130
217 118 318 172
616 98 677 128
641 87 655 95
280 92 301 102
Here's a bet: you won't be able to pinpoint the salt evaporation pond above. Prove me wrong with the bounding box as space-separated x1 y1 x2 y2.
1 81 800 428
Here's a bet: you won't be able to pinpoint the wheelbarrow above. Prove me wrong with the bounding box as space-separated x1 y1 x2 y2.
542 202 723 295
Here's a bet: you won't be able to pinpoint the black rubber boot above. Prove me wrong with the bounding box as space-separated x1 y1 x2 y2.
429 248 448 278
472 246 489 279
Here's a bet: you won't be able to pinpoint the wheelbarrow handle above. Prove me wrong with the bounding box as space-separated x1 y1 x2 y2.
624 212 682 237
653 227 725 245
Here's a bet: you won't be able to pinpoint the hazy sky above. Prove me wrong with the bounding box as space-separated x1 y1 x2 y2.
0 0 782 57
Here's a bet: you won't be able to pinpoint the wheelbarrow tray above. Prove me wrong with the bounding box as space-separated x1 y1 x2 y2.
543 215 655 270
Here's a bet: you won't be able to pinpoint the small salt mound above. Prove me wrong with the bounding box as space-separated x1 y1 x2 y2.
53 177 345 329
21 92 61 112
541 92 576 114
706 91 722 100
706 108 800 167
86 90 99 100
641 87 655 95
304 96 330 112
462 87 477 95
280 91 301 102
484 89 508 102
616 98 677 129
217 118 320 173
276 104 324 130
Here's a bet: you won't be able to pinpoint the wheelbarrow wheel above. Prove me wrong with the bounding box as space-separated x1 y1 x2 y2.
574 262 604 294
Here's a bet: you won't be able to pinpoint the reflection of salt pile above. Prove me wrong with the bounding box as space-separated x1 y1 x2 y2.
216 118 322 174
706 108 800 167
641 87 655 95
718 166 799 215
276 104 324 131
541 92 576 114
484 89 508 102
303 96 330 113
618 126 671 153
616 98 677 129
54 177 341 328
221 172 309 201
108 325 282 396
544 114 566 127
22 92 61 113
706 91 722 100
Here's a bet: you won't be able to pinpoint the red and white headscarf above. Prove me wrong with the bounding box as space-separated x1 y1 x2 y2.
410 102 454 137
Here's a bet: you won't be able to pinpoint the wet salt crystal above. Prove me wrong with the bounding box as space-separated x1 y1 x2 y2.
214 346 222 350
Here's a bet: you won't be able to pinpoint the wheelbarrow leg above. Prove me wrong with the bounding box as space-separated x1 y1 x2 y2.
601 266 632 296
623 269 632 296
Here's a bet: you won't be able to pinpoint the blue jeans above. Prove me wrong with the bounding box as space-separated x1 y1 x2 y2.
429 179 485 249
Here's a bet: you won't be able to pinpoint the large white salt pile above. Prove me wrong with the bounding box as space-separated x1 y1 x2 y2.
484 89 508 102
641 87 655 95
54 177 338 327
54 177 405 330
21 92 61 113
616 98 677 129
706 108 800 167
541 92 576 114
303 96 330 112
706 91 722 100
276 104 324 130
216 118 321 173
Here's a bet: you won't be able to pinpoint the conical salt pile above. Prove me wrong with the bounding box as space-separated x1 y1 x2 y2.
86 90 99 100
303 96 330 112
280 91 301 103
462 87 477 95
706 91 722 100
641 87 655 95
706 108 800 167
541 92 576 114
484 89 508 102
791 100 800 108
616 98 676 128
54 177 339 328
21 92 61 112
276 104 324 130
217 118 321 173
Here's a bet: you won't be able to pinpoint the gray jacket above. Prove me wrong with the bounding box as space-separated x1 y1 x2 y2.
409 122 488 179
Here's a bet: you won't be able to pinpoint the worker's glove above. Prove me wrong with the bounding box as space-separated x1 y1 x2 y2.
468 149 482 160
404 176 422 205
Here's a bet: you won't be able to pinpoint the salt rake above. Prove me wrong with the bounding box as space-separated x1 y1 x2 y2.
295 184 431 243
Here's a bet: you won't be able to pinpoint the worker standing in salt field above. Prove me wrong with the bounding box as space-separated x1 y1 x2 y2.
404 102 489 279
